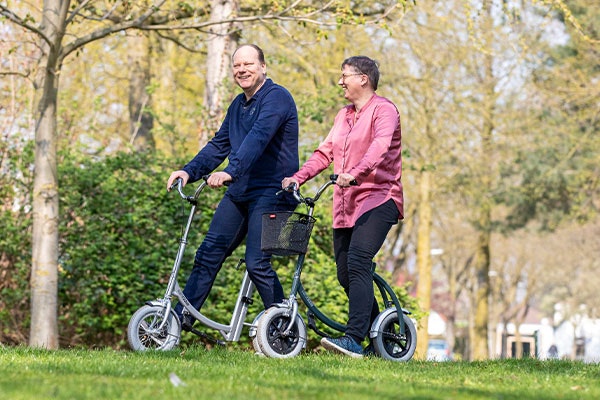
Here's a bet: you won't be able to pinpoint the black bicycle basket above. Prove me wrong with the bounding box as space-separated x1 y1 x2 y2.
261 211 316 256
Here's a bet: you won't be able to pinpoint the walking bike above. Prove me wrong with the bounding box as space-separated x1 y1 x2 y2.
127 176 267 351
251 175 417 361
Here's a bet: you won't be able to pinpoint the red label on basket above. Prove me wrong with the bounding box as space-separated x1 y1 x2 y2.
269 214 277 219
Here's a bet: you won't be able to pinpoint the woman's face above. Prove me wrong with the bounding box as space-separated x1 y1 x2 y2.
338 65 366 103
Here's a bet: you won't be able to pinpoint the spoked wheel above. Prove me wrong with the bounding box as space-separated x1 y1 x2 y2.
372 311 417 361
255 306 307 358
127 305 181 351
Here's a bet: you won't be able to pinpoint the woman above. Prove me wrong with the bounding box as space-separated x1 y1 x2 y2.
282 56 403 358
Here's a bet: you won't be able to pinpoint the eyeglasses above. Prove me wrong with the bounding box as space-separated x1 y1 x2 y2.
339 73 364 82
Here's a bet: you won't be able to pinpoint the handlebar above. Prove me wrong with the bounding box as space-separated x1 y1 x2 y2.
279 174 357 208
169 175 211 205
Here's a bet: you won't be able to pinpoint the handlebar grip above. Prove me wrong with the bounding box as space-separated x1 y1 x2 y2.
169 177 183 192
202 173 231 186
276 183 298 196
330 174 357 186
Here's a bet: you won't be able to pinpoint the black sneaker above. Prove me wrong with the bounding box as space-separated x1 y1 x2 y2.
181 314 194 332
321 336 363 358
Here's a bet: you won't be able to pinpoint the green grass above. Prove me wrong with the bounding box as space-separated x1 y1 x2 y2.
1 345 599 399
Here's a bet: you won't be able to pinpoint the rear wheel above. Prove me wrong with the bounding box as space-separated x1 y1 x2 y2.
255 306 307 358
127 305 181 351
372 311 416 361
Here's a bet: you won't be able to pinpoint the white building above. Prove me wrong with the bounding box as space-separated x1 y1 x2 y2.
494 304 600 363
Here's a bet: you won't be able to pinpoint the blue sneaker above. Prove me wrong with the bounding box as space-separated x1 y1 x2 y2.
321 336 363 358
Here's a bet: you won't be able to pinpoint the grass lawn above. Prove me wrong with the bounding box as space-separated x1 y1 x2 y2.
1 345 599 399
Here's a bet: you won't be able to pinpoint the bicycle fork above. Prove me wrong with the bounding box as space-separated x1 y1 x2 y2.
281 253 307 335
149 200 196 333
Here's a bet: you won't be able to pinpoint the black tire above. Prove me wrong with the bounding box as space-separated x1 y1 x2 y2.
372 311 417 361
127 305 181 351
255 306 307 358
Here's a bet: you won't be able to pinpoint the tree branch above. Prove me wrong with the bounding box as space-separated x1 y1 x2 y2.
0 4 52 46
60 0 168 60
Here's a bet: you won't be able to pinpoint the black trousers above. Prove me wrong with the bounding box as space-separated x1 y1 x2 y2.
333 199 399 345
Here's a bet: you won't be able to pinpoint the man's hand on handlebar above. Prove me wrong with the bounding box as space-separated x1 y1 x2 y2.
206 171 232 188
167 170 190 191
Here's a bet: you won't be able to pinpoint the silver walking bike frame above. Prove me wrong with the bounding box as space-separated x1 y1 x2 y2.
127 176 260 351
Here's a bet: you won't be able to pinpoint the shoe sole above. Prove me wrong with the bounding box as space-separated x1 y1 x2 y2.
320 338 363 358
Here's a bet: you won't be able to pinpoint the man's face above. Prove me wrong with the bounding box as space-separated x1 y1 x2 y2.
232 46 267 97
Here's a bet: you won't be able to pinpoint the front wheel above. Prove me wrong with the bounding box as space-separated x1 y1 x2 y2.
255 306 307 358
372 311 417 361
127 304 181 351
249 311 265 355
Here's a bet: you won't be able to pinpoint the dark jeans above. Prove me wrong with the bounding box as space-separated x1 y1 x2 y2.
174 192 295 319
333 199 399 345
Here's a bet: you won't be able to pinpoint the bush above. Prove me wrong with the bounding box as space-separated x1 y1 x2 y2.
1 149 417 348
0 139 34 344
57 150 218 347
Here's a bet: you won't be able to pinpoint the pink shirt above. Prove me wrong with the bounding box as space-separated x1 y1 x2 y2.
293 94 403 228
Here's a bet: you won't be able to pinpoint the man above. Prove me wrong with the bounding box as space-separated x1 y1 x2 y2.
167 44 299 330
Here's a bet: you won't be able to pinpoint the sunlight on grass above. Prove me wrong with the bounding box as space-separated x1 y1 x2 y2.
1 345 599 399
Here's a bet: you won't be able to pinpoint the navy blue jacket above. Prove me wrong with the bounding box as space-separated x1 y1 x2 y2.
183 79 299 201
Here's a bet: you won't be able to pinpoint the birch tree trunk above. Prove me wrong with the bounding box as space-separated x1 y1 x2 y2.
128 32 155 151
201 0 239 146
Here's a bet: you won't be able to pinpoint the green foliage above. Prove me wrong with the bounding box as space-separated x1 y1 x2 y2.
0 139 34 344
56 150 218 347
497 147 573 231
495 0 600 232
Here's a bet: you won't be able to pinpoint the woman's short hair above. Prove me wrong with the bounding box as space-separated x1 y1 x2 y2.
342 56 380 90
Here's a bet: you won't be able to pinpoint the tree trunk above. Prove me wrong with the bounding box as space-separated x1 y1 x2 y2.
30 0 70 348
471 223 491 360
201 0 239 146
416 169 433 359
446 263 458 358
128 32 155 151
469 0 496 361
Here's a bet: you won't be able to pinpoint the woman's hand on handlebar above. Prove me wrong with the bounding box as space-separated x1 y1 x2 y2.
167 170 190 191
335 173 357 187
281 177 299 191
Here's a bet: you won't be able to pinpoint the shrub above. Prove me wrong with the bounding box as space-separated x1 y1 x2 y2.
1 149 417 349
